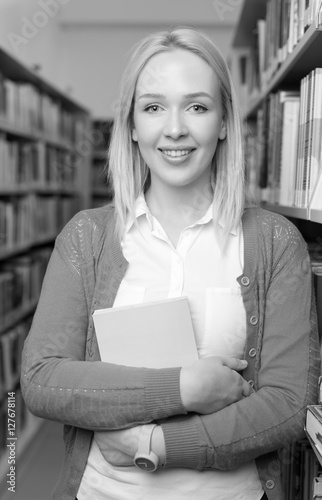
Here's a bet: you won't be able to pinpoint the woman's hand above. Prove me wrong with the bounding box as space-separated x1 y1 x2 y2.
94 426 142 466
180 356 252 414
94 425 166 467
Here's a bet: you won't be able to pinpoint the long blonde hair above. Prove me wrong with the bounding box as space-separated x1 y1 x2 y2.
108 26 245 243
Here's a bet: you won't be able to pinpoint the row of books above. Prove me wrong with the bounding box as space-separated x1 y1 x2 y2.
0 249 51 328
0 71 85 144
295 67 322 208
0 196 79 251
283 252 322 498
0 136 78 190
281 439 320 500
91 120 113 206
92 158 112 192
0 318 32 401
245 67 322 211
246 0 322 99
91 119 113 152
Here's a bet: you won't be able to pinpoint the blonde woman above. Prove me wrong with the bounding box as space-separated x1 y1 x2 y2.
21 27 319 500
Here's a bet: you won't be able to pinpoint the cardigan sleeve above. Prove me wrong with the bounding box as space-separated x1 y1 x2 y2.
21 212 187 430
160 218 320 471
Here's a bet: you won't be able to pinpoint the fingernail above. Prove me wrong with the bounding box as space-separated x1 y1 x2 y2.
241 360 248 366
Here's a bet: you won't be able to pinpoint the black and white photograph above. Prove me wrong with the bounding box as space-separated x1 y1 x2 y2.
0 1 322 499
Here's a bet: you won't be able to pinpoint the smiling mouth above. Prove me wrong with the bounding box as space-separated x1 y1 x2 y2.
159 149 195 157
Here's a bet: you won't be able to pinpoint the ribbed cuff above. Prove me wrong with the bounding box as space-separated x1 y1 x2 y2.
161 415 202 469
144 367 186 421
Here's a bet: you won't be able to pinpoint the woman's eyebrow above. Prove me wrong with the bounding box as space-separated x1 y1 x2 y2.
184 92 214 100
137 93 165 100
137 92 214 100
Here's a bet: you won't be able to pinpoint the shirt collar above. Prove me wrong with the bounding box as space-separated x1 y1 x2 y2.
125 193 237 235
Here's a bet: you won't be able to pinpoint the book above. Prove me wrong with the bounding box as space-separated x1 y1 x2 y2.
313 267 322 340
313 475 322 498
253 90 300 205
250 68 322 208
93 296 198 368
295 68 322 207
278 95 300 205
309 168 322 211
306 405 322 464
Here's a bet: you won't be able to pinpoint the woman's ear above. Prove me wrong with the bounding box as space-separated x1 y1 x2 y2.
219 120 227 140
132 128 138 142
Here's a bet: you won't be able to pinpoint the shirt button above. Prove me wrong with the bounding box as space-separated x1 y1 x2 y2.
250 315 258 325
248 380 254 388
266 479 275 489
241 276 250 286
249 348 256 357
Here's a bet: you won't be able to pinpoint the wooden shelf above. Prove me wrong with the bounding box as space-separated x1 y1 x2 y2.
0 118 78 152
263 204 322 225
0 119 37 141
0 235 55 261
310 209 322 224
262 203 309 220
0 47 88 114
0 187 78 196
0 300 38 336
245 22 322 117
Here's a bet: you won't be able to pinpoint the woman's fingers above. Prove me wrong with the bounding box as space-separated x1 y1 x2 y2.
180 356 251 414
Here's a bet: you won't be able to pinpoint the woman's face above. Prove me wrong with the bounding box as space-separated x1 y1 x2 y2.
132 49 226 194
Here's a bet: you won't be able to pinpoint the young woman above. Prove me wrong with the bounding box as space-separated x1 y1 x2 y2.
21 27 320 500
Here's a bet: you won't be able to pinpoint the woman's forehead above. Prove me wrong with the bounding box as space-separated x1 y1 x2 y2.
135 49 220 97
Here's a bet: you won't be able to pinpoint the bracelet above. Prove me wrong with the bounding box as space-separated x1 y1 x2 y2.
133 424 159 472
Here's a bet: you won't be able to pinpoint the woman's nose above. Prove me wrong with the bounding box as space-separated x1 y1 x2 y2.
164 111 188 139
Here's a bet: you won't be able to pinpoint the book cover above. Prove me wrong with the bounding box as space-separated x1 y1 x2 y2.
93 296 198 368
279 96 300 205
307 69 322 205
306 406 322 465
295 74 309 206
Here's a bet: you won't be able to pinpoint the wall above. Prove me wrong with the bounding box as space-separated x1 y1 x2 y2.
0 0 63 89
59 0 242 26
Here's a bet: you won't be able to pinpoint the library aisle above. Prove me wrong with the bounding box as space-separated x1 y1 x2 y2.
1 420 64 500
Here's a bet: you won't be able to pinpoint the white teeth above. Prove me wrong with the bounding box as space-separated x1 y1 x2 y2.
163 150 190 157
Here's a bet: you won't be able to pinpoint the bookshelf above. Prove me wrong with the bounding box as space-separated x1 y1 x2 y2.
232 0 322 220
0 44 91 493
235 18 322 118
90 118 113 207
232 1 322 498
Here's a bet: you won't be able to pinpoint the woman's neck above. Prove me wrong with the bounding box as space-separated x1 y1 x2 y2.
145 183 213 246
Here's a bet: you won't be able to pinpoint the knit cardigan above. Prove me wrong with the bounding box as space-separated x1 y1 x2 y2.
21 204 320 500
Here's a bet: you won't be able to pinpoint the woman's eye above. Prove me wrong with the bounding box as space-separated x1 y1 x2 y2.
189 104 207 113
145 105 161 113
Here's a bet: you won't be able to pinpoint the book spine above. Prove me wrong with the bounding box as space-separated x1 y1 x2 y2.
295 75 308 206
308 69 322 203
301 70 315 207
